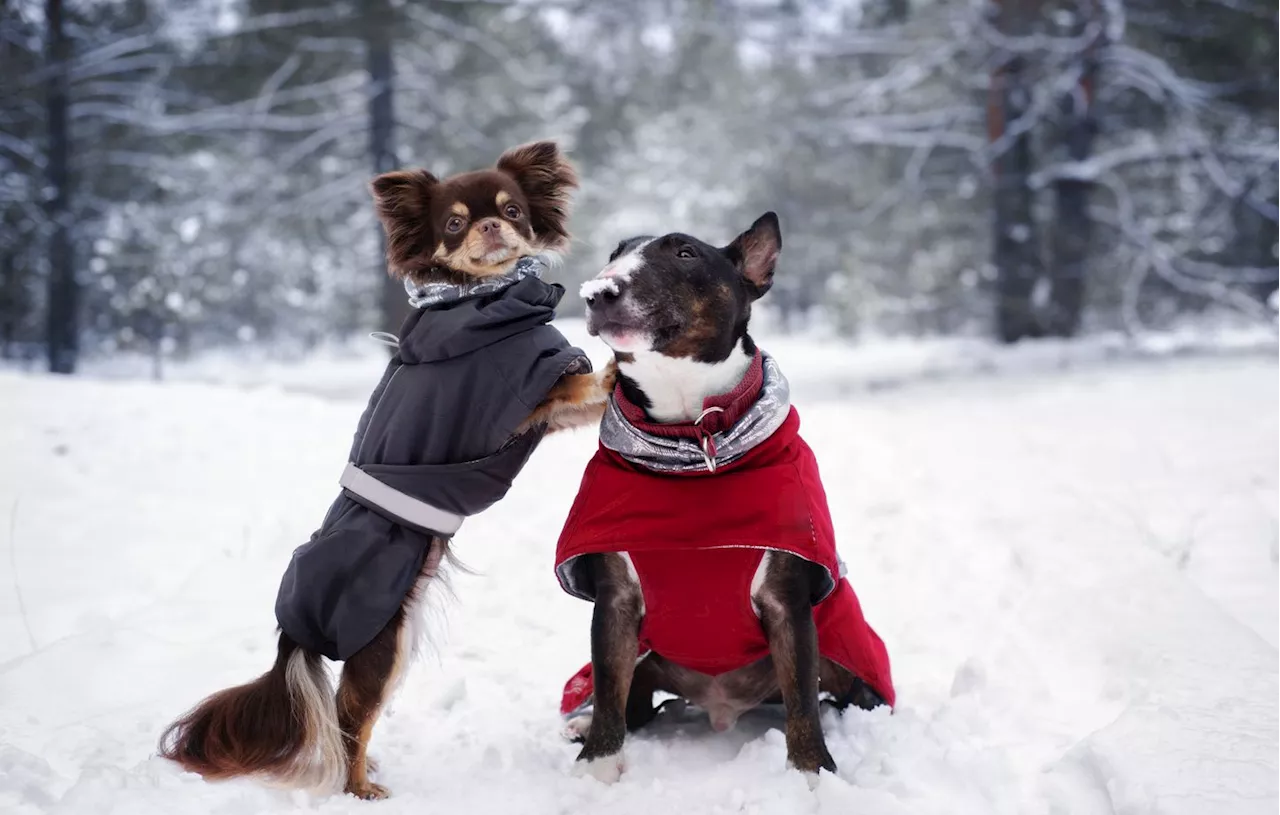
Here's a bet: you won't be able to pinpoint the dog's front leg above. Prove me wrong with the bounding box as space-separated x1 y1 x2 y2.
519 361 617 435
574 552 643 784
754 552 837 779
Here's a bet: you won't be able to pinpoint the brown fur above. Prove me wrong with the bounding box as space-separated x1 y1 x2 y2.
495 141 578 248
368 140 607 434
335 603 409 799
661 292 728 359
370 143 607 432
370 168 442 283
519 361 617 435
159 545 446 797
161 145 599 799
371 141 578 285
157 634 326 784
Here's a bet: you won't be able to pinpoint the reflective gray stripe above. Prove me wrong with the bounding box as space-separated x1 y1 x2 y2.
339 462 464 536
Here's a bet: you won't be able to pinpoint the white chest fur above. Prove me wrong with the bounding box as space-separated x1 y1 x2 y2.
617 342 752 424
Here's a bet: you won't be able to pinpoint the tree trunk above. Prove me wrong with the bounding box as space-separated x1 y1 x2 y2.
0 250 15 358
991 47 1043 343
363 2 409 337
1045 3 1097 338
45 0 76 373
989 0 1046 343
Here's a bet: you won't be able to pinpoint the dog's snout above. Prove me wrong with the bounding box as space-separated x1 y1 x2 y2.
585 284 621 307
478 218 502 236
582 277 627 310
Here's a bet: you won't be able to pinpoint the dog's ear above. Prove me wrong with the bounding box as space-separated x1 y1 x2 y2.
496 141 578 250
370 169 439 278
725 212 781 299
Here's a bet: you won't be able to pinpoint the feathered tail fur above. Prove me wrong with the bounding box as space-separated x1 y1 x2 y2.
158 633 346 793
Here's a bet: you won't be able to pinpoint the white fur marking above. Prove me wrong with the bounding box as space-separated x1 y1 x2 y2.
282 649 346 793
599 241 650 282
402 543 452 668
572 752 626 784
580 240 651 300
749 550 772 618
562 713 593 742
477 247 515 266
617 340 753 423
619 552 644 616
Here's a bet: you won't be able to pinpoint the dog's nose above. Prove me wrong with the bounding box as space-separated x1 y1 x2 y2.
478 218 502 236
581 276 625 309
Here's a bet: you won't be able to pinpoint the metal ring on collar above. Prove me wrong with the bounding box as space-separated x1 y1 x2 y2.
694 405 724 425
699 436 717 473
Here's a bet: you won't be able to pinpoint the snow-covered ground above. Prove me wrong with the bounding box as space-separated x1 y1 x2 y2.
0 338 1275 814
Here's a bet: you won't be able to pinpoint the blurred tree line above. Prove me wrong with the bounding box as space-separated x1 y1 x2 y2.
1 0 1275 372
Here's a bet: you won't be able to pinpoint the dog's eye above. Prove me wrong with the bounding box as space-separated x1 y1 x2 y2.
677 246 696 260
445 216 465 233
504 204 522 219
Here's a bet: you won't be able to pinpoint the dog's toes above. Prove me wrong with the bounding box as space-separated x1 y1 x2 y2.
787 746 837 779
561 713 592 743
346 781 391 800
572 752 625 784
802 770 821 791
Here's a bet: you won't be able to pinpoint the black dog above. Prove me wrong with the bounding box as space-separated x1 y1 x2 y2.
553 214 895 784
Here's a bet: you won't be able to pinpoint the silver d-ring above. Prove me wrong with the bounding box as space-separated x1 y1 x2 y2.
694 406 724 425
700 436 717 473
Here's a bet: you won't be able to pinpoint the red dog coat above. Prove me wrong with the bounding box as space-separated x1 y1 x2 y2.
555 353 895 715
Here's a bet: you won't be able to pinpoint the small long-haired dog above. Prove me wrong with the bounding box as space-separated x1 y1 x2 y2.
159 141 611 799
554 214 895 783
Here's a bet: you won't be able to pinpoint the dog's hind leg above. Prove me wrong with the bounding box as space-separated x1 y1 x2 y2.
336 541 443 800
820 660 886 713
337 607 406 800
625 654 665 732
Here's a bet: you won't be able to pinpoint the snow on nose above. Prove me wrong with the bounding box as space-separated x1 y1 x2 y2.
580 275 620 301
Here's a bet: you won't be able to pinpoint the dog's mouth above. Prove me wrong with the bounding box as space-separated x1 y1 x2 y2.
472 243 515 265
598 327 652 354
590 317 662 354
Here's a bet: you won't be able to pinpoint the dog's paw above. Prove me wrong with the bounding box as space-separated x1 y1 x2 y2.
346 781 391 800
598 360 619 396
572 752 625 784
787 747 837 783
561 713 592 743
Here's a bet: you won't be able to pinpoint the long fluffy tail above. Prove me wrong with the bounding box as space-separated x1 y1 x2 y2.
158 632 346 792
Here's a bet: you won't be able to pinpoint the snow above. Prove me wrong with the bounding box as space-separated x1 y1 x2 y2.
0 337 1275 815
579 277 621 301
23 319 1275 401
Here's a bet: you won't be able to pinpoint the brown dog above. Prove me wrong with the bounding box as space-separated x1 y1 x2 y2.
159 142 612 799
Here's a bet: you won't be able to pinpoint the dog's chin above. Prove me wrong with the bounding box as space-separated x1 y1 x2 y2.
595 325 654 354
462 247 523 278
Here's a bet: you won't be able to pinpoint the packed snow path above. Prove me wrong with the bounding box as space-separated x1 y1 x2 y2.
0 351 1275 814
